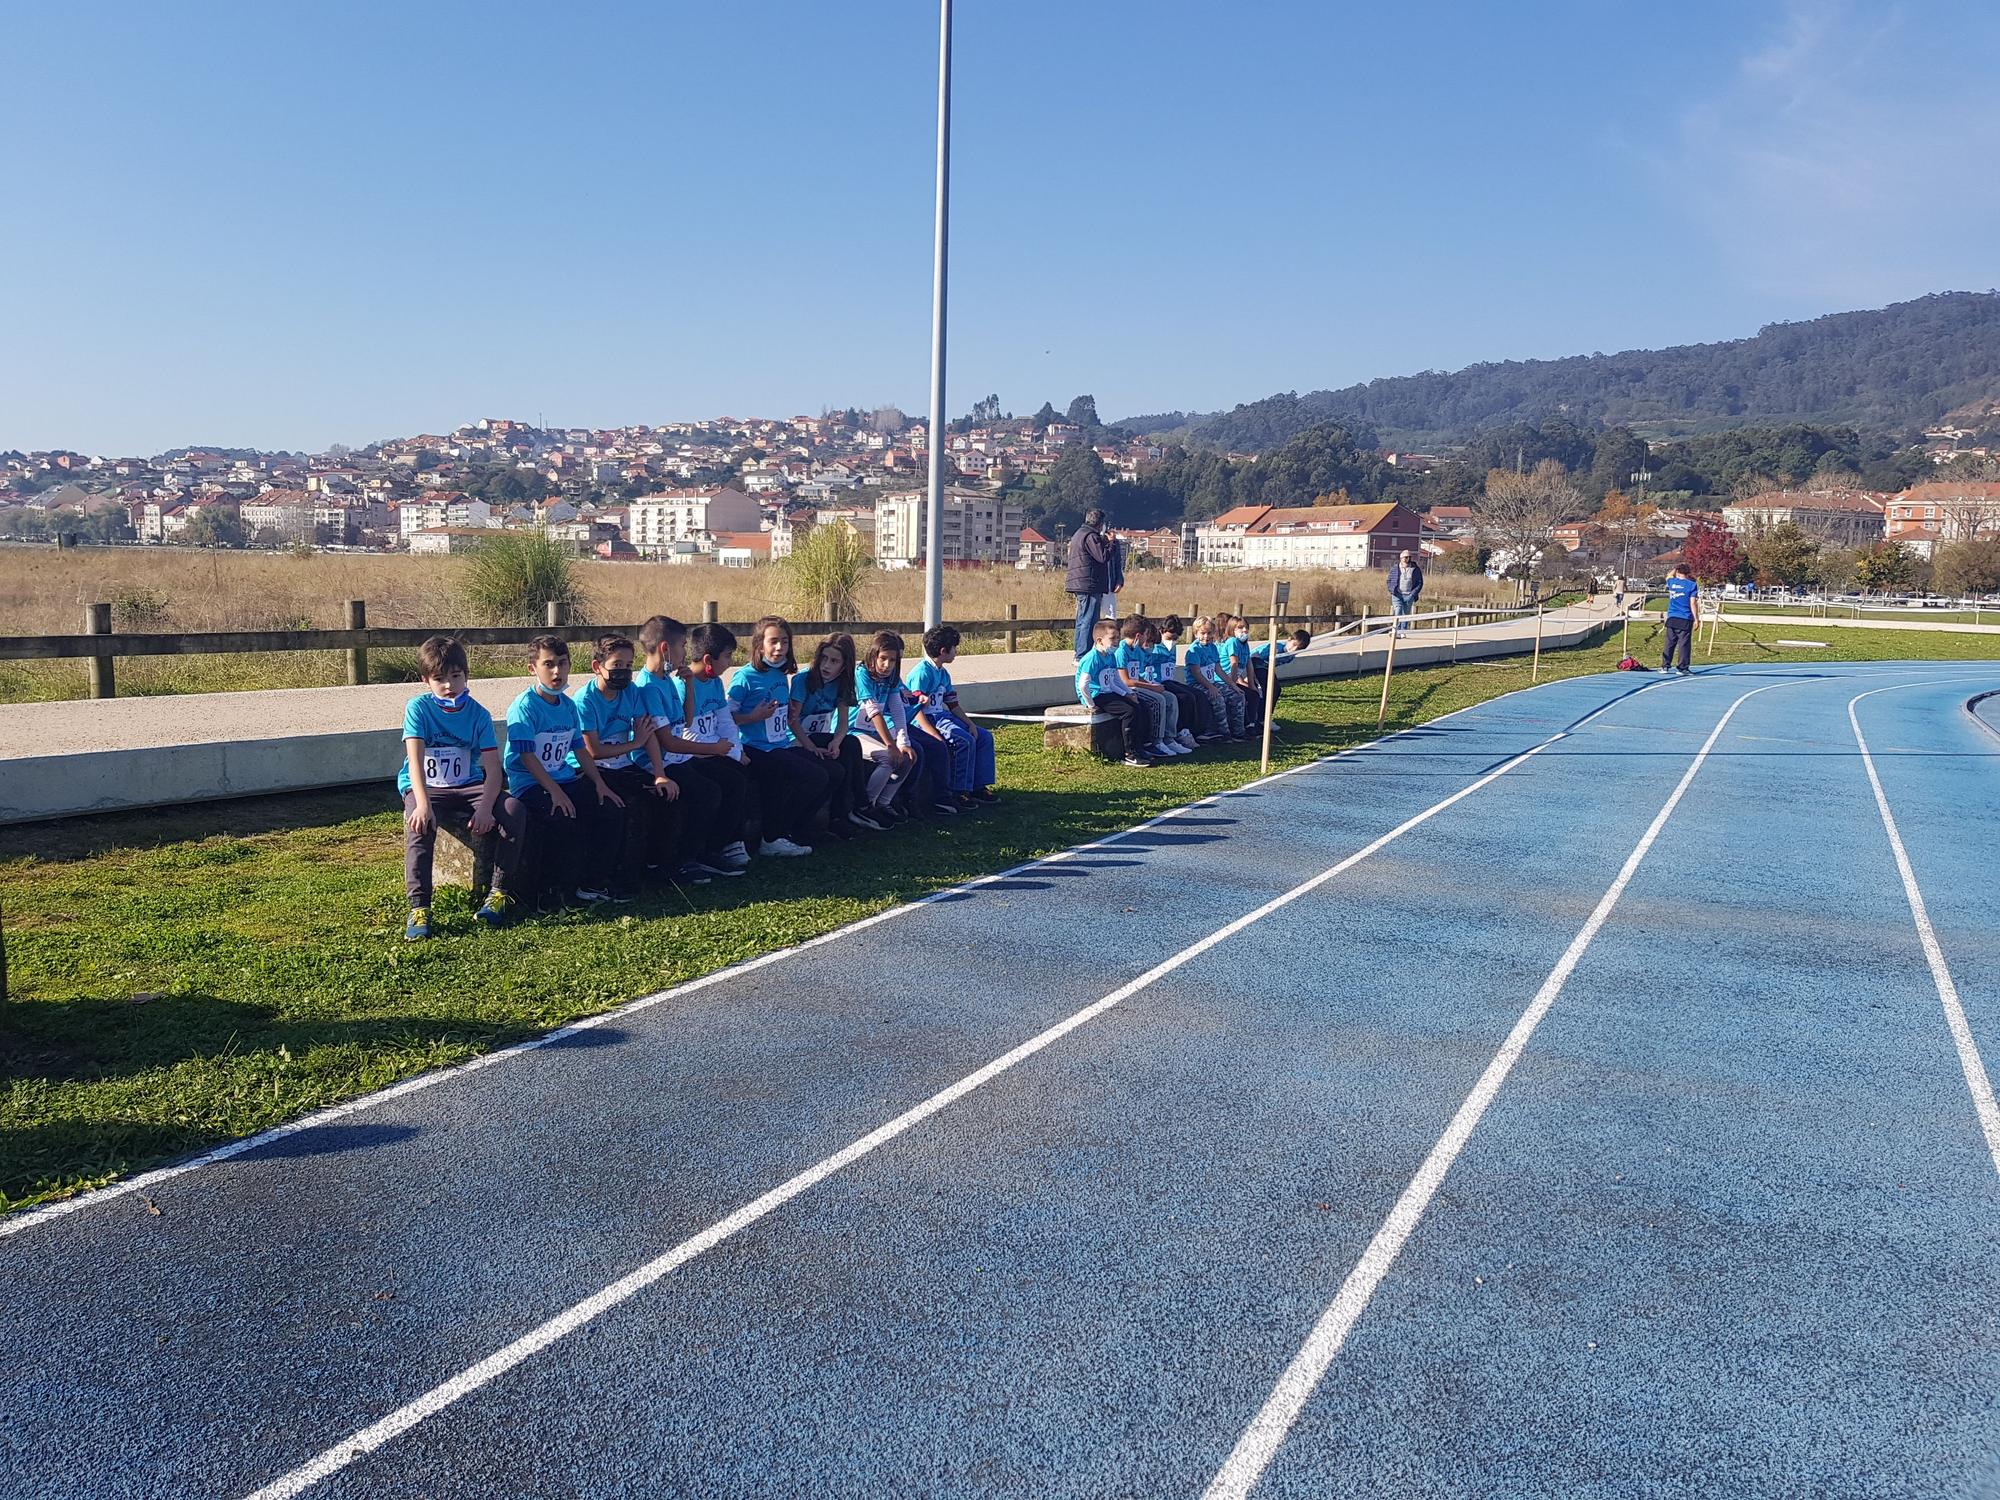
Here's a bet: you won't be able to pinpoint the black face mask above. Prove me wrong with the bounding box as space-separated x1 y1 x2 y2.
604 667 633 690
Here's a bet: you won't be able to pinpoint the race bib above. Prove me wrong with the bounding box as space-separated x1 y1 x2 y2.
801 710 835 736
530 729 573 770
764 711 791 745
596 739 637 770
692 710 722 741
422 744 477 789
1098 666 1123 694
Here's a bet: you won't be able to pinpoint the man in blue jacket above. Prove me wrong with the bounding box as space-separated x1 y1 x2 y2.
1066 508 1114 658
1662 563 1700 676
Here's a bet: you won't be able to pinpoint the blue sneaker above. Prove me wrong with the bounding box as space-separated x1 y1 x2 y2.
404 907 432 941
474 891 514 927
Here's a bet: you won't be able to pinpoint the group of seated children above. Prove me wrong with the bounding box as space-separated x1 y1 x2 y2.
397 617 997 938
1076 612 1310 768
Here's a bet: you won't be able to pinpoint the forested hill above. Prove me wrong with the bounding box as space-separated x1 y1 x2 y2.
1132 291 2000 451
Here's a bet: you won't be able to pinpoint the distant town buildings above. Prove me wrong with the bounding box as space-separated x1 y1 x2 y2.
873 488 1025 568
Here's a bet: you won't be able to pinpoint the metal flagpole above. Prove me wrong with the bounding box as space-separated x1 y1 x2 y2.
922 0 952 632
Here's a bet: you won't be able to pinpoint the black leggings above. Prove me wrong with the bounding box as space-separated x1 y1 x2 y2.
744 746 835 842
676 754 751 852
807 733 866 820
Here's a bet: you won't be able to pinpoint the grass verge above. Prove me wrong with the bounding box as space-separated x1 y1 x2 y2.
4 616 1996 1214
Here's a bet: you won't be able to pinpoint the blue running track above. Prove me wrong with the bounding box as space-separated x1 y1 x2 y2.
5 661 1999 1500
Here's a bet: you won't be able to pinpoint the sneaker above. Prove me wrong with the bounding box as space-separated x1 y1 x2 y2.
759 837 812 857
870 801 905 825
404 906 432 941
932 799 960 816
848 809 886 831
690 858 742 879
574 887 613 904
473 891 514 927
1677 666 1693 677
716 841 752 869
822 821 855 841
1122 754 1155 768
967 787 999 805
606 887 637 904
1197 732 1223 743
1177 730 1198 750
673 863 714 885
955 792 978 809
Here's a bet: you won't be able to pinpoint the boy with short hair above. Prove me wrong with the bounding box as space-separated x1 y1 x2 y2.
575 633 682 892
906 625 999 805
1251 627 1312 718
399 635 525 939
1149 616 1206 748
675 622 760 865
1116 614 1184 757
634 615 742 877
1077 617 1151 768
503 635 624 906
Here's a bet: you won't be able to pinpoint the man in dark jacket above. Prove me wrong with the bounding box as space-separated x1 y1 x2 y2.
1066 508 1114 657
1388 549 1425 635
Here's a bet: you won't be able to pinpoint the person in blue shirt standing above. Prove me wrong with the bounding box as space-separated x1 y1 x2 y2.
398 635 525 939
1661 563 1701 676
907 625 999 806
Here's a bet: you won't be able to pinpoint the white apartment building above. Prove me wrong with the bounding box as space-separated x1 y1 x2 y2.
625 486 760 556
872 488 1024 567
1721 490 1885 547
1197 503 1421 570
399 496 494 538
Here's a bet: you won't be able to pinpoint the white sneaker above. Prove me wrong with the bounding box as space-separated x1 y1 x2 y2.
718 840 751 868
758 837 812 857
1177 729 1198 750
1153 741 1181 757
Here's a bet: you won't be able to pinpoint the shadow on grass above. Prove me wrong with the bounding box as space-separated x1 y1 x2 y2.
6 785 395 866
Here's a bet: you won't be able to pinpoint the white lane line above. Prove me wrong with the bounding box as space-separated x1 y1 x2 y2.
1849 681 2000 1178
2 671 1651 1245
1202 680 1782 1500
235 682 1662 1500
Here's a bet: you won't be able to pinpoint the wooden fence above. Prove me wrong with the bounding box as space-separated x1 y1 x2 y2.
0 598 1532 698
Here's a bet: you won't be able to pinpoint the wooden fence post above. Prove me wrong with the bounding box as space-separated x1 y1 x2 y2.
85 602 114 699
702 600 718 624
344 599 367 686
1006 602 1018 653
1532 603 1545 681
546 600 567 629
1259 579 1283 775
1375 617 1400 729
1451 606 1461 664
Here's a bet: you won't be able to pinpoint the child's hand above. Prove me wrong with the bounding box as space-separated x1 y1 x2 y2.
654 775 679 801
750 701 778 721
406 800 434 835
599 784 625 809
550 787 576 819
468 804 496 835
701 740 729 757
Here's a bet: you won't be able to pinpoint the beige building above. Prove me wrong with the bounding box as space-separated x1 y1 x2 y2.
873 488 1024 567
625 486 760 556
1722 490 1885 547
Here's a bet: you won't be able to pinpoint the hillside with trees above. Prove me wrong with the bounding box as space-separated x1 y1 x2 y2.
1128 291 2000 451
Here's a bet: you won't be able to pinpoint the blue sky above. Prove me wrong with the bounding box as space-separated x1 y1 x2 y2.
5 0 1998 455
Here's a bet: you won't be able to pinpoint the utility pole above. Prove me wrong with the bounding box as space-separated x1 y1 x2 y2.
922 0 952 632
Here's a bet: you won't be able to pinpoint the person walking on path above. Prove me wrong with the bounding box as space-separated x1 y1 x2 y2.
1067 508 1115 658
1661 562 1700 676
1387 550 1425 635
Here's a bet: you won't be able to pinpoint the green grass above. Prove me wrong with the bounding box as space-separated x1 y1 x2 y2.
4 617 1996 1214
1638 599 1996 625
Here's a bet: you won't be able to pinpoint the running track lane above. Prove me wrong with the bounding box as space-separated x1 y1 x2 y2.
3 672 1661 1500
1210 664 2000 1500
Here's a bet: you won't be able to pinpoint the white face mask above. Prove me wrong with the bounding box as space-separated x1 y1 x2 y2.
1234 628 1250 642
1161 635 1178 647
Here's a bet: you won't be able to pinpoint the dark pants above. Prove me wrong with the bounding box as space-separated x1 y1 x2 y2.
1164 680 1208 737
1664 618 1693 671
1251 661 1282 714
602 765 686 879
1072 592 1102 659
519 779 620 897
1092 693 1148 759
744 745 834 842
402 786 526 908
902 729 952 811
808 733 866 821
1235 675 1264 726
677 754 751 852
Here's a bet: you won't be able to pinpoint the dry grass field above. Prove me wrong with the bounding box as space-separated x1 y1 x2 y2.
0 544 1515 701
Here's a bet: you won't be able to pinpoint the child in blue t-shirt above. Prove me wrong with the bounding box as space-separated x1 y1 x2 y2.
398 634 524 939
1077 617 1152 766
1215 612 1264 731
906 624 998 807
1250 627 1310 721
728 615 834 855
575 632 682 893
633 615 739 878
1115 615 1183 757
1661 564 1700 675
504 634 624 908
791 632 876 835
1185 616 1247 740
851 631 924 821
1148 616 1205 749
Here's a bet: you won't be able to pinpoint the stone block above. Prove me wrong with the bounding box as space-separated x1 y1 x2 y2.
433 820 495 896
1043 704 1121 760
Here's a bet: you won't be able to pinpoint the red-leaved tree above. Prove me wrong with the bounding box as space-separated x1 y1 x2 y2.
1681 516 1744 585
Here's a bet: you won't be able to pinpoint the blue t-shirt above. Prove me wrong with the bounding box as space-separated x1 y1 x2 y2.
1115 641 1155 685
503 685 583 794
632 666 689 765
571 679 648 773
905 658 956 722
1251 642 1295 665
1666 576 1699 620
1183 640 1222 686
683 673 734 745
1077 646 1127 705
1221 635 1252 676
789 669 848 737
728 662 796 750
398 693 497 795
854 665 906 736
1153 641 1178 685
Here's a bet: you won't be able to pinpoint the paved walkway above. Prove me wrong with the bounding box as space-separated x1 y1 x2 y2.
0 601 1616 822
